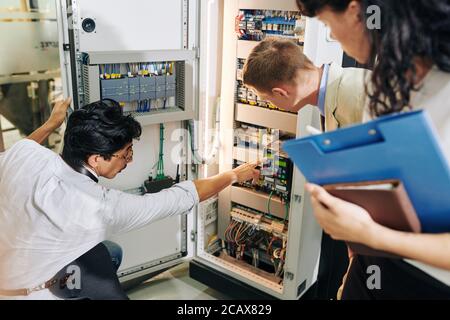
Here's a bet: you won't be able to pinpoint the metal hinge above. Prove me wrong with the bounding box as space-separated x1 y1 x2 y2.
190 230 197 242
194 47 200 59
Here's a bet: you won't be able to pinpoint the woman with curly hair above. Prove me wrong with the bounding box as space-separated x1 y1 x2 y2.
296 0 450 299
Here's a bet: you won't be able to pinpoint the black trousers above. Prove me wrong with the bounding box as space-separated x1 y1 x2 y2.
342 255 450 300
50 243 129 300
316 233 350 300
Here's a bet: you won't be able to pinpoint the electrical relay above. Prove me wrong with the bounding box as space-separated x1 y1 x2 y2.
236 9 306 43
233 124 294 198
99 62 177 113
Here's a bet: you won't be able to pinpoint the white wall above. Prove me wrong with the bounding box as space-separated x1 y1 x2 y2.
0 0 21 9
197 0 224 178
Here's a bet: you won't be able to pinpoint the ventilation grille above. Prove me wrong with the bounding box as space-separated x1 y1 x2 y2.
81 64 91 105
176 61 185 111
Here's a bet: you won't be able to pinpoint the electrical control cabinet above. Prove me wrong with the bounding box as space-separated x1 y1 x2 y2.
190 0 343 300
78 51 195 126
57 0 198 282
57 0 343 300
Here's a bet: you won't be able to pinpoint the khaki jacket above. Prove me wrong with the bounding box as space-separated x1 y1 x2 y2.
324 63 370 131
322 63 371 300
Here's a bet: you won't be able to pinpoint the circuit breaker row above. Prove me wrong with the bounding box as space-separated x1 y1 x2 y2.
234 124 293 199
101 75 176 103
237 9 305 43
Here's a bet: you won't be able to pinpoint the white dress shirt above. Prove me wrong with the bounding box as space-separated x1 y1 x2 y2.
364 67 450 286
0 139 199 299
83 164 99 180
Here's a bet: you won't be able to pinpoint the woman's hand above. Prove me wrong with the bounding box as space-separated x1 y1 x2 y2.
232 161 260 184
46 97 72 130
307 184 450 271
306 183 379 246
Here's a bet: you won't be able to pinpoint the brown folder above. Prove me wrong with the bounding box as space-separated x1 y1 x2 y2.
324 180 421 258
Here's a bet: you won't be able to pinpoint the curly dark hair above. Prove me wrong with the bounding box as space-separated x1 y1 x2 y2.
62 99 142 168
296 0 450 117
296 0 351 17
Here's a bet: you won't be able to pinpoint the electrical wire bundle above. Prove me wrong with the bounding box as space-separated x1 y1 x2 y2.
99 61 177 114
267 191 289 222
224 220 254 260
101 62 176 78
268 237 286 278
99 63 122 79
224 215 286 278
137 99 150 113
155 124 165 181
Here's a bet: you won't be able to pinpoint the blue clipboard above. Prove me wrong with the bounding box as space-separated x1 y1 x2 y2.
283 111 450 233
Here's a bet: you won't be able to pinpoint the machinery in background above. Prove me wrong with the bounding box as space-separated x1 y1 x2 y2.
58 0 344 300
233 123 294 200
204 122 294 286
234 9 306 115
74 49 195 128
144 124 178 194
192 0 343 300
219 205 288 282
98 62 177 114
236 9 306 44
57 0 199 285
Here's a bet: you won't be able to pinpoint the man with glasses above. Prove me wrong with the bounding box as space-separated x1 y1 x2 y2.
0 99 259 299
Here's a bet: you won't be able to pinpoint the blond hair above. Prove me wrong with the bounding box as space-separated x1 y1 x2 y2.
243 38 315 92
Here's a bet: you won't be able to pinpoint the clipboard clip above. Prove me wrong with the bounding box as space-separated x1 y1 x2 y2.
315 127 384 153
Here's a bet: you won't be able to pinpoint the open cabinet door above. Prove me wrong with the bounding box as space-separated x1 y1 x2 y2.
191 0 344 300
56 0 200 284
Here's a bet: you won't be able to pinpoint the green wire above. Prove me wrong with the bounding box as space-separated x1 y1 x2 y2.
267 192 289 222
156 124 165 180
